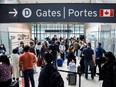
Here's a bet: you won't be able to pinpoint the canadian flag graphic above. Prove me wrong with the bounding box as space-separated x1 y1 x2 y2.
99 9 114 17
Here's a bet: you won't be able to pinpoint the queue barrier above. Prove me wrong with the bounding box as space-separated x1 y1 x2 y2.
58 66 99 87
58 66 82 87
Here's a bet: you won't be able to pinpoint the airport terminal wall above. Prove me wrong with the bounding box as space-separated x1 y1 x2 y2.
85 23 116 56
0 23 31 55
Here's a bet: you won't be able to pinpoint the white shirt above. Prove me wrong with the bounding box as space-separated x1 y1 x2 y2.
35 45 42 50
59 44 66 53
68 62 76 72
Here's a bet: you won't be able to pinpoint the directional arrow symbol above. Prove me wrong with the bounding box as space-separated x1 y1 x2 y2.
9 8 18 17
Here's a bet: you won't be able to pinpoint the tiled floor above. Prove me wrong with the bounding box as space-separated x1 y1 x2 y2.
19 58 102 87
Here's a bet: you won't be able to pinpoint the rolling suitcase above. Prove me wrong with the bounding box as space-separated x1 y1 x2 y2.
57 58 63 66
68 73 77 85
10 81 19 87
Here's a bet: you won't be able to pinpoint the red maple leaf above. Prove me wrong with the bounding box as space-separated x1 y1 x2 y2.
105 11 109 15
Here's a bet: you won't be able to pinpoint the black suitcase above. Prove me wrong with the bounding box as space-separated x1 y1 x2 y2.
10 81 19 87
68 73 77 85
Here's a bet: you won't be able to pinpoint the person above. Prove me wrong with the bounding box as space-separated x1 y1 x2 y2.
30 38 35 45
49 41 59 66
30 42 37 73
41 42 46 62
0 55 13 87
10 49 20 81
80 44 87 74
67 46 76 66
82 42 95 80
95 42 106 76
73 40 80 56
52 35 57 42
35 42 41 57
17 41 24 55
19 45 37 87
38 53 64 87
59 41 66 61
34 37 37 45
30 41 36 55
44 38 49 50
99 52 116 87
0 44 6 54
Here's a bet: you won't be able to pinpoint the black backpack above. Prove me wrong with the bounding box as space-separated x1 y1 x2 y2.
49 70 64 87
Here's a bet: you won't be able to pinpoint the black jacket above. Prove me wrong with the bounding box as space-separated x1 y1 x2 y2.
67 51 76 65
38 64 57 87
100 61 116 87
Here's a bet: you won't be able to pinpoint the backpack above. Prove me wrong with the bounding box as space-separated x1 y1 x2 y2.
49 70 64 87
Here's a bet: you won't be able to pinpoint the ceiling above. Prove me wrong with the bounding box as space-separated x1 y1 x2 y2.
18 0 116 3
1 0 116 3
19 0 91 3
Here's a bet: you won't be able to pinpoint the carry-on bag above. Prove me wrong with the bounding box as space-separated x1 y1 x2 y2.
57 58 63 66
37 58 42 67
68 73 77 85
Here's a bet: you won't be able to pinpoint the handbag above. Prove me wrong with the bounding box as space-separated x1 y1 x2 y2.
37 58 42 67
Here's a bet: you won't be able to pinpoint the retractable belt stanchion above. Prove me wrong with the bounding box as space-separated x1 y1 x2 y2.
77 66 81 87
58 66 82 87
58 67 99 87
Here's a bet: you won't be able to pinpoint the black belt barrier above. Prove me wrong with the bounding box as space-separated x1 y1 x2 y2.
58 66 99 87
58 66 82 87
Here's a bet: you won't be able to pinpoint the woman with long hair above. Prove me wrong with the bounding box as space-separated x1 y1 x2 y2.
41 42 46 61
67 46 76 66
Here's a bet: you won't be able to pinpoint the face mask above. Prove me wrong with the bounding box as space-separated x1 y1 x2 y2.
1 46 3 48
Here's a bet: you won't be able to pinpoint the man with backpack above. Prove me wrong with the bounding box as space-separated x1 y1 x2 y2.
94 42 106 76
38 53 64 87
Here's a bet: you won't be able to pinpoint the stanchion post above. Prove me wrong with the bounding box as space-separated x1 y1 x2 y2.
77 66 81 87
79 72 81 87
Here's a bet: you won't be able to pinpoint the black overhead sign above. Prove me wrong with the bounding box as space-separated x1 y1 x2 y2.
0 3 116 23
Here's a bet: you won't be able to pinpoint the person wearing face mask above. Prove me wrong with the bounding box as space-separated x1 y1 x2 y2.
0 44 6 55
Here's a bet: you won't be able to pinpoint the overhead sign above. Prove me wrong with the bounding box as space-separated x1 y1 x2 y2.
0 3 116 23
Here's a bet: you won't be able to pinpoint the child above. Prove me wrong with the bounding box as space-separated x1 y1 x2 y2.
10 49 20 81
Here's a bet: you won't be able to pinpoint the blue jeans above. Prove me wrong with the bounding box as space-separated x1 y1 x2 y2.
23 69 35 87
84 60 94 79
